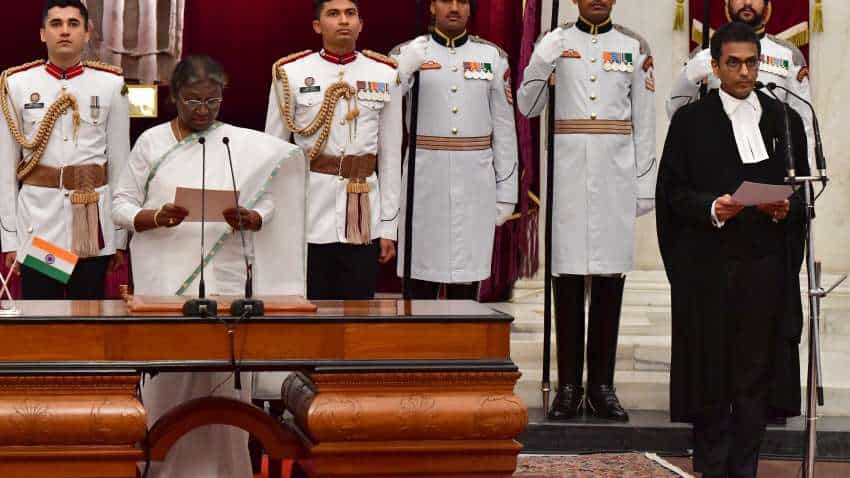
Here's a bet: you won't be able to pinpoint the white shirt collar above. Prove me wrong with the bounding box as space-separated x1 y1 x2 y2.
718 88 762 117
718 88 769 165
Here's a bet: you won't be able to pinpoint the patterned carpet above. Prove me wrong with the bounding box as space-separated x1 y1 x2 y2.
514 453 686 477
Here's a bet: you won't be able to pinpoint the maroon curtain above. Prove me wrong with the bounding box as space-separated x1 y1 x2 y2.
689 0 810 59
0 1 532 300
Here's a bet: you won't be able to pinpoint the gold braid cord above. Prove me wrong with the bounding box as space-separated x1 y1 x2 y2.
0 61 81 180
273 59 356 162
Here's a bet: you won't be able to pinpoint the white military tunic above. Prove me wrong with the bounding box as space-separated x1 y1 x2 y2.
666 34 815 167
265 50 402 244
0 61 130 257
391 31 519 283
517 18 657 275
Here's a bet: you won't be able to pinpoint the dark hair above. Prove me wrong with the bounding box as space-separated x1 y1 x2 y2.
169 55 228 100
314 0 360 19
710 22 762 60
42 0 89 29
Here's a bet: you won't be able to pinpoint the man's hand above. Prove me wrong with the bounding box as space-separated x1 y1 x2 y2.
223 207 262 231
378 239 396 264
757 199 790 222
3 251 18 277
534 30 566 64
107 250 126 273
714 194 744 222
157 203 189 228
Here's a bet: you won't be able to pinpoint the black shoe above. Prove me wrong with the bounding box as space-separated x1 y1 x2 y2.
703 473 728 478
585 384 629 421
548 384 584 420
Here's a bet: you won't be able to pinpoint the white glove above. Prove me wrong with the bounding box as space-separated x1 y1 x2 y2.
685 48 713 83
397 36 430 80
637 198 655 217
533 30 565 64
496 202 515 226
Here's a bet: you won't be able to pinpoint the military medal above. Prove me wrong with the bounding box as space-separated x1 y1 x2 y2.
356 81 390 102
90 96 100 122
603 52 634 73
463 62 493 80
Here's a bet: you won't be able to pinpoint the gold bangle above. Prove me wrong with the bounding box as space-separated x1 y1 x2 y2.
153 207 163 228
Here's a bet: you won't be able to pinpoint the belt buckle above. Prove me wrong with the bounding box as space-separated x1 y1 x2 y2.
57 165 65 191
337 155 345 181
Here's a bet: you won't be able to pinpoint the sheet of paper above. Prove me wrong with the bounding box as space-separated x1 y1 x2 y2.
174 187 239 222
731 181 793 207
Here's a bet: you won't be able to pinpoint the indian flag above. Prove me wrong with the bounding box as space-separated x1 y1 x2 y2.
22 237 79 284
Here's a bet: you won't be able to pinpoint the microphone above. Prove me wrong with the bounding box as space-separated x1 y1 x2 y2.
764 82 826 178
182 136 218 317
756 82 797 180
223 137 264 318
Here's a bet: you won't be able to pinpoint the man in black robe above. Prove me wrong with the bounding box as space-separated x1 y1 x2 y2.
656 22 807 478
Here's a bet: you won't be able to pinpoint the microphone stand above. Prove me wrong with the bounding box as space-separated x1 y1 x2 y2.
223 137 265 318
759 83 848 478
183 137 218 317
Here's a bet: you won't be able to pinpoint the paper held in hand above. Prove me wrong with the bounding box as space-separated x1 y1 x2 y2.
174 187 240 222
731 181 794 207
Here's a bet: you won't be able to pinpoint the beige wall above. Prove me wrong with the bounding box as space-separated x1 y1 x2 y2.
537 0 850 273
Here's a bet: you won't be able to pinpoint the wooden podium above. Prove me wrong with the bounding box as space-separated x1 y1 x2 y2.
0 300 527 477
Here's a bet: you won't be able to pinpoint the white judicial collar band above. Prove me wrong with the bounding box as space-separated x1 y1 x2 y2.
719 88 769 165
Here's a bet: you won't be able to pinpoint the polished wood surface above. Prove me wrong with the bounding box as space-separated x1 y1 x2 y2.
126 294 318 314
0 299 525 478
0 300 512 368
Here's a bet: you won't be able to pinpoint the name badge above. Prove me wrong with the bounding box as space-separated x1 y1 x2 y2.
300 77 321 93
25 92 44 110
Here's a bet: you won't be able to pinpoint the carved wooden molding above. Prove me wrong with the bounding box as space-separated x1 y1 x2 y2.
0 375 145 447
147 396 304 461
282 372 528 443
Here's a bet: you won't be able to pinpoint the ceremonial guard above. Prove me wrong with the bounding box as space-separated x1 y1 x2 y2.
265 0 402 300
0 0 129 299
517 0 656 421
391 0 518 300
667 0 815 165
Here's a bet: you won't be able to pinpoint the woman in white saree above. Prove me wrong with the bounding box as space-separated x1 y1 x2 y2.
112 55 306 478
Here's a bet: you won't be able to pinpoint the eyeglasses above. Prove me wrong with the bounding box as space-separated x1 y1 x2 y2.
724 57 759 71
180 97 224 110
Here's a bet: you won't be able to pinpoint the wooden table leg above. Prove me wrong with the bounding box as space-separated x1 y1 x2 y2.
0 375 146 478
282 371 528 478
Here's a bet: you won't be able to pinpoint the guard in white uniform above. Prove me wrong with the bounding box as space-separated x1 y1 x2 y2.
391 0 518 300
0 0 129 299
667 0 815 167
265 0 402 300
518 0 656 422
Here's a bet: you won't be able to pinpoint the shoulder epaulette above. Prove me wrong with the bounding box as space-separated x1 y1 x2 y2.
274 50 313 71
766 34 807 67
2 60 46 78
390 35 428 57
84 60 123 76
614 24 651 56
470 36 509 59
363 50 398 69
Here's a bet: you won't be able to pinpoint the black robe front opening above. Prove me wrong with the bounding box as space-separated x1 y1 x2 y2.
656 89 808 423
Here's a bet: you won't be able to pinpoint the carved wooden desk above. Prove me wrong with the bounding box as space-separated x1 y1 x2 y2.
0 300 527 478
